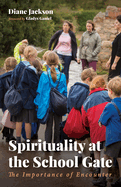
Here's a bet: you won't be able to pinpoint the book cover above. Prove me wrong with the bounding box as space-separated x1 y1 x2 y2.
0 1 121 187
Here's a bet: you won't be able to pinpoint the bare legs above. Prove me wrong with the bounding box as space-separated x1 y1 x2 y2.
16 122 31 142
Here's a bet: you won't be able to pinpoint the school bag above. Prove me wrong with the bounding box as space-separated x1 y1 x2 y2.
63 107 89 139
67 82 89 113
4 66 29 116
47 71 67 116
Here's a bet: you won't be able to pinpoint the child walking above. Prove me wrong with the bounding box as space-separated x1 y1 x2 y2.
81 76 111 176
97 76 121 187
34 51 67 145
11 46 39 143
0 57 17 142
66 68 97 162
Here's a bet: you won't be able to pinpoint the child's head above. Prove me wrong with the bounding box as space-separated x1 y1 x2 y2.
43 50 51 61
90 76 106 90
81 68 97 86
4 57 17 72
32 57 43 73
19 43 27 55
108 76 121 98
46 51 59 82
24 46 37 64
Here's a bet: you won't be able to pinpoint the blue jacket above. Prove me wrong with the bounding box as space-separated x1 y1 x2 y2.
34 68 67 119
0 71 12 110
67 82 89 113
99 97 121 147
11 61 39 110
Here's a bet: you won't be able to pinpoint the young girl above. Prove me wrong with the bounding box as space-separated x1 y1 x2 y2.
0 57 17 142
81 76 111 176
11 46 39 143
34 51 67 144
42 50 63 72
31 57 43 140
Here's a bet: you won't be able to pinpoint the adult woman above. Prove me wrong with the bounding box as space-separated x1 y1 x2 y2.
77 20 101 71
106 15 121 80
48 20 77 84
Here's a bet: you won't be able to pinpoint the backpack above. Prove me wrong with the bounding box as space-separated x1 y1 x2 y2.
4 66 29 116
63 107 89 139
47 71 67 116
67 82 89 113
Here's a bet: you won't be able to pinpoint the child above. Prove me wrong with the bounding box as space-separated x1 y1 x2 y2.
11 46 39 143
0 57 17 142
14 39 28 63
31 57 43 140
96 77 121 187
81 76 111 176
32 57 43 79
34 51 67 145
42 50 63 72
66 68 97 163
67 67 97 113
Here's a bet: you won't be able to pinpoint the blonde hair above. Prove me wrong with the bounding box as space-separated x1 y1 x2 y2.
81 68 97 82
43 50 51 61
108 76 121 96
63 20 74 32
24 46 37 64
32 57 43 72
4 57 17 71
90 76 106 90
19 43 27 55
86 20 95 31
46 51 59 82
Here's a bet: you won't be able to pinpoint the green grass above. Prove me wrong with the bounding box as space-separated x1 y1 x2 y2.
97 70 108 75
0 57 6 68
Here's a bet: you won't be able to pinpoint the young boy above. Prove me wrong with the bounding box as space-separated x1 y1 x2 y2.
67 67 97 113
95 76 121 187
66 68 97 163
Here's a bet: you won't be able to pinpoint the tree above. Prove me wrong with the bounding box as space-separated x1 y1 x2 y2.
0 0 55 56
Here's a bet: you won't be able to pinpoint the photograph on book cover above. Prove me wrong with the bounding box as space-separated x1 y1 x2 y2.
0 0 121 187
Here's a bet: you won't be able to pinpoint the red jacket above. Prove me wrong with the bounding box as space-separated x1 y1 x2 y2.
81 88 111 144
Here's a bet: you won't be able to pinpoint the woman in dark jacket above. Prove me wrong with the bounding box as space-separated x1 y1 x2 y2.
49 20 77 84
106 15 121 80
11 46 39 143
0 57 17 142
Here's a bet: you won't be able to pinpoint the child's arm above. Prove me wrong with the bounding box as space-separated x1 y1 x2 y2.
98 103 112 127
98 122 102 127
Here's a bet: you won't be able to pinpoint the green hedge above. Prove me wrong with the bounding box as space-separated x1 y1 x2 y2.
74 10 99 31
